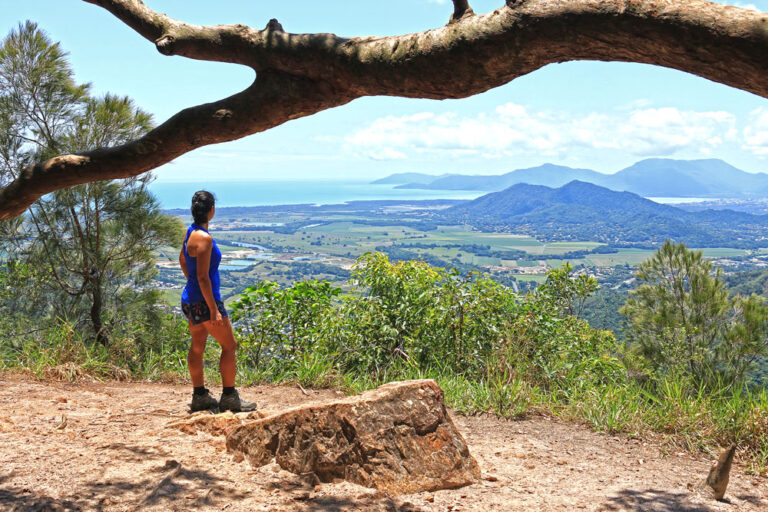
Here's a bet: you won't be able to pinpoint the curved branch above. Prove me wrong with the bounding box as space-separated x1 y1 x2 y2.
1 0 767 219
0 72 353 219
81 0 768 98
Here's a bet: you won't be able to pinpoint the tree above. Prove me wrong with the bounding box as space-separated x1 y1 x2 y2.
0 22 181 344
0 0 766 218
620 240 768 390
537 262 598 319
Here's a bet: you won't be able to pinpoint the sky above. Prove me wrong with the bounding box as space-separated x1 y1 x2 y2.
3 0 768 183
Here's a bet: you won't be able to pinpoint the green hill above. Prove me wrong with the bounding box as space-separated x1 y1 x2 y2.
443 181 768 247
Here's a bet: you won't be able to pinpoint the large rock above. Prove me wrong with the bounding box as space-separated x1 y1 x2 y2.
226 379 480 495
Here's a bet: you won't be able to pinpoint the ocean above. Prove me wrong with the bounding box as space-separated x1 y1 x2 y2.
149 180 482 210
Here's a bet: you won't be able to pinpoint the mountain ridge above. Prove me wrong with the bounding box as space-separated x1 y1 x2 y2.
380 158 768 199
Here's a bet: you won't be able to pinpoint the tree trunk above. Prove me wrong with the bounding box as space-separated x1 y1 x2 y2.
1 0 767 219
90 276 107 346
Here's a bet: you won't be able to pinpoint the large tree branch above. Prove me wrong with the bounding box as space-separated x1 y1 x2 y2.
1 0 767 219
0 72 353 218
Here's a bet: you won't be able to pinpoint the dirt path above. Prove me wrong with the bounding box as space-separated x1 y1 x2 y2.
0 376 765 511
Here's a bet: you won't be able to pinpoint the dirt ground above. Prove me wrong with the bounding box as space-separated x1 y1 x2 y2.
0 375 765 511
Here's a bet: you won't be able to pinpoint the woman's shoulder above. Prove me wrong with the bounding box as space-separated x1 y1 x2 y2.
188 228 213 248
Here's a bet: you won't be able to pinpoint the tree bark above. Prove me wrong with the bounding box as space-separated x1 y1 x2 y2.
90 275 107 346
1 0 767 219
450 0 475 23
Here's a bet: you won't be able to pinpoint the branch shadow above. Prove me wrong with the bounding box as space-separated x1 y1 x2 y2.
98 441 170 462
601 488 710 512
735 493 764 506
0 460 248 512
0 473 80 511
301 494 421 512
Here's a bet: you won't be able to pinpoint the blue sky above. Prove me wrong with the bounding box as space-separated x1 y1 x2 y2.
4 0 768 182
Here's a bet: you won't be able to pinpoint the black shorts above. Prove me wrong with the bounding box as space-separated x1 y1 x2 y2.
181 300 228 325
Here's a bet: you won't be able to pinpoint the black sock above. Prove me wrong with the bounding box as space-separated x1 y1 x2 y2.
193 386 207 396
222 386 236 396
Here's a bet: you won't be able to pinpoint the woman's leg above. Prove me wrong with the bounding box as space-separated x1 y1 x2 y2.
187 322 209 387
203 317 237 388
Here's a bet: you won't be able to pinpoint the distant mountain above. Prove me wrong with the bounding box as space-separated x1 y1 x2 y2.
607 159 768 197
383 159 768 199
395 164 608 191
371 172 449 185
443 181 768 247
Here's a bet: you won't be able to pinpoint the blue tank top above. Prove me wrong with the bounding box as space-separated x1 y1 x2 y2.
181 223 222 304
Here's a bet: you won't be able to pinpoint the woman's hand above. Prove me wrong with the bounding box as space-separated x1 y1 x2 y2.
209 308 225 327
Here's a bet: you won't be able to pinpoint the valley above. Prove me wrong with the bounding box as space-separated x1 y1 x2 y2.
154 196 768 312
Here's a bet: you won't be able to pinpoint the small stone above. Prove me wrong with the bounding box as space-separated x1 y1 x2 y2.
483 474 499 482
162 459 180 470
300 472 321 487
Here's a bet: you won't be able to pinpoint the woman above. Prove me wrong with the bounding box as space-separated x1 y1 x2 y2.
179 190 256 412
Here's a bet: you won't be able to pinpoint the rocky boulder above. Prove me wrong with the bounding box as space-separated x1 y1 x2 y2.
226 379 480 495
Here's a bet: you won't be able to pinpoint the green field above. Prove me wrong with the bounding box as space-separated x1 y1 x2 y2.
586 249 654 267
700 248 749 258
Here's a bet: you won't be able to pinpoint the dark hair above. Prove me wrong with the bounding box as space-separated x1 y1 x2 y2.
191 190 215 225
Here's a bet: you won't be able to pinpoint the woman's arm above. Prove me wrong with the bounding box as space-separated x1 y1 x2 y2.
179 245 189 280
194 234 224 326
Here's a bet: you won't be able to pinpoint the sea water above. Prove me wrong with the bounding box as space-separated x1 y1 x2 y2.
149 180 481 209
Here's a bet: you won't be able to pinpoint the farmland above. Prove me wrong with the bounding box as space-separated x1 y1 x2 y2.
154 200 764 306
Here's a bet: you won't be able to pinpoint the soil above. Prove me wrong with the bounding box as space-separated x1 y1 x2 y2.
0 375 765 511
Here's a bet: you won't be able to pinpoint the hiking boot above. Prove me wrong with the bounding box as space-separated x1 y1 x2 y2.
189 389 218 412
218 389 257 412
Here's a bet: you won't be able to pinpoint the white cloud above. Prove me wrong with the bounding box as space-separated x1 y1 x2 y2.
345 103 737 160
368 148 407 160
743 108 768 156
